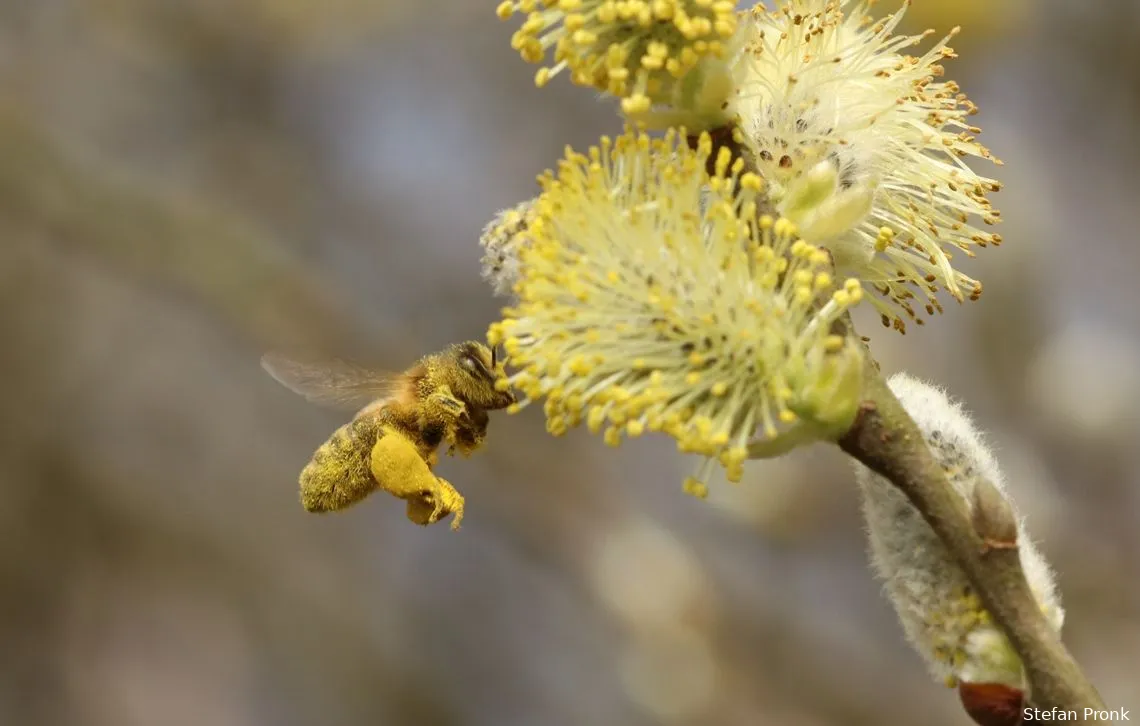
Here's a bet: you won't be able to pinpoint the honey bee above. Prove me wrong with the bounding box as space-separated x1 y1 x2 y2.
262 341 514 530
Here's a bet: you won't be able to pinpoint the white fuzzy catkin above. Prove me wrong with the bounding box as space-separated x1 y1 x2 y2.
479 198 536 297
854 373 1064 689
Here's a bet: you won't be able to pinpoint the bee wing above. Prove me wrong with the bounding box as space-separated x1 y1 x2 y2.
261 352 404 410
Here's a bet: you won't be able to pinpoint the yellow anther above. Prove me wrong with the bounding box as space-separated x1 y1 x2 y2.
587 406 607 433
740 172 764 191
773 218 797 238
809 249 831 266
604 426 623 447
682 477 709 499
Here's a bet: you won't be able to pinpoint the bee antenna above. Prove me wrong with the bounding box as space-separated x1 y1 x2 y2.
491 345 497 367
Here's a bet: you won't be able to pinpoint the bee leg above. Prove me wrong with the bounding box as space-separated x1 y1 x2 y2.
425 385 467 418
436 477 465 530
404 479 464 530
451 407 490 458
371 428 462 531
422 385 470 456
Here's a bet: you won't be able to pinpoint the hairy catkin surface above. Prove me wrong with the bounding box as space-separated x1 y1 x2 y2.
854 373 1063 688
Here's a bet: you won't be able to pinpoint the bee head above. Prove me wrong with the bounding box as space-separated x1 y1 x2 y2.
442 340 515 410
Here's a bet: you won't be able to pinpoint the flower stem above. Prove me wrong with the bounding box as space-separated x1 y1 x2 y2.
746 421 827 459
836 360 1105 713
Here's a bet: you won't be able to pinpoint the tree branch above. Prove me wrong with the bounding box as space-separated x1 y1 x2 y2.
691 120 1104 716
837 358 1105 713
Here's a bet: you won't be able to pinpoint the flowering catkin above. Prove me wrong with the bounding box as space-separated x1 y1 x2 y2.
854 373 1063 689
488 127 866 492
497 0 739 115
730 0 1003 332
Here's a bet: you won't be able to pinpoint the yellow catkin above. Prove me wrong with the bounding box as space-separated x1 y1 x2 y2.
498 0 737 109
731 0 1002 332
490 127 865 495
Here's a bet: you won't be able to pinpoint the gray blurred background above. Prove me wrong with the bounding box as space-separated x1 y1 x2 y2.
1 1 1137 724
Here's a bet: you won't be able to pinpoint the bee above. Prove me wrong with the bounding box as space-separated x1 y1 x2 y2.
262 341 514 530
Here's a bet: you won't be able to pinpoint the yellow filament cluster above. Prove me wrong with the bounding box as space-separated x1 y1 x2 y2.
488 128 865 492
732 0 1003 333
497 0 738 114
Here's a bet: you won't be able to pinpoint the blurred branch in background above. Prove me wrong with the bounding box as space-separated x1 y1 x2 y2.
0 104 364 355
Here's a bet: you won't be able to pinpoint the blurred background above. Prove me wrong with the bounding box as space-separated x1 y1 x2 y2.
1 1 1137 724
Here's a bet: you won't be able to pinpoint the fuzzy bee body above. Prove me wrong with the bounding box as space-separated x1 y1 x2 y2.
299 399 444 513
300 415 383 513
263 341 513 528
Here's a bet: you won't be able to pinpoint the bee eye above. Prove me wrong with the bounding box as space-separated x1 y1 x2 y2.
462 355 478 372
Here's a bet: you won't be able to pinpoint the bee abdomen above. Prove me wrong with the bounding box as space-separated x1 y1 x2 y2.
299 419 380 513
